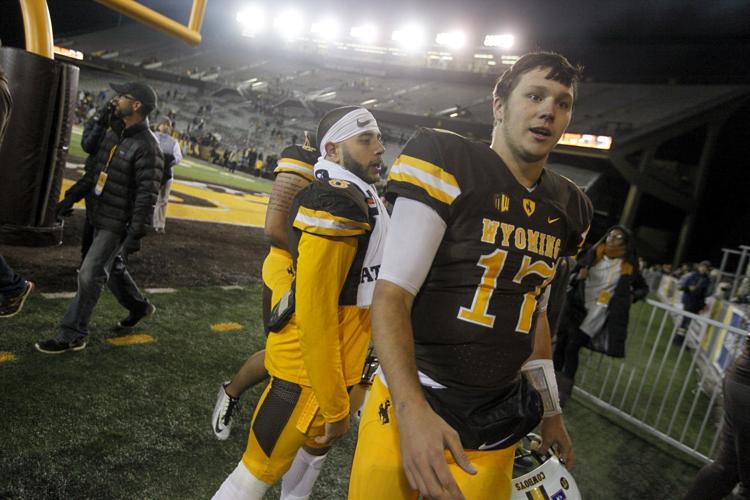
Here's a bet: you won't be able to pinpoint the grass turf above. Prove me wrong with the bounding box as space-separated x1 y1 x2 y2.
68 127 273 194
0 287 700 499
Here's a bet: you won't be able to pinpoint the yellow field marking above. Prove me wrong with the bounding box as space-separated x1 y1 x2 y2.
107 334 155 346
60 178 268 227
0 352 17 363
211 322 243 332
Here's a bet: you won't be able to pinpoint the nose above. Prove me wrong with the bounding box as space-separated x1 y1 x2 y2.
539 98 556 122
375 139 385 156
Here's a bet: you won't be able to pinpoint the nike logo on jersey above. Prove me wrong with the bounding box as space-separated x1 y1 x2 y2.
547 216 560 224
357 118 372 127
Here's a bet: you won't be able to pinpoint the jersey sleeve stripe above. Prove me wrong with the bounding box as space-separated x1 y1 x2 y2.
274 158 315 180
293 206 370 237
389 154 461 204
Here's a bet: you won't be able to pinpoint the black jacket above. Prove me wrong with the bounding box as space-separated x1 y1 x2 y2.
63 112 163 239
564 243 649 358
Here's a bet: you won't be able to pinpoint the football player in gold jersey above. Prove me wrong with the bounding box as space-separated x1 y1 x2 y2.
350 52 593 500
213 106 389 499
212 138 318 441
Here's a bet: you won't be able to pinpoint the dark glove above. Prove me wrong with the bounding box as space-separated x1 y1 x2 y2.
122 234 142 254
54 199 74 220
94 101 116 127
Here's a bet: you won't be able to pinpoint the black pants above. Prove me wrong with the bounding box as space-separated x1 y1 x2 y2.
683 366 750 500
553 327 590 381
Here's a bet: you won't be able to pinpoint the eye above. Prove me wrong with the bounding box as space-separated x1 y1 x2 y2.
558 101 572 110
528 94 543 103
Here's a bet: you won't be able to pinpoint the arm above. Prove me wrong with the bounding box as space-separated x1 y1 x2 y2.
127 145 163 239
171 138 183 165
264 172 309 249
81 102 115 154
373 198 475 499
296 232 357 422
526 312 575 468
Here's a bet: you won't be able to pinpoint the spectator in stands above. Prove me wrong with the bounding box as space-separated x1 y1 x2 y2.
0 65 35 318
683 335 750 500
554 225 649 406
38 82 163 354
153 118 182 233
673 260 711 346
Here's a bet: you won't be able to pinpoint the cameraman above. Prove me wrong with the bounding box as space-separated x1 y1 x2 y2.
36 82 163 354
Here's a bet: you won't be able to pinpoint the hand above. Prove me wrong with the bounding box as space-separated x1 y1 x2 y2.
122 235 141 254
54 200 74 220
576 268 589 280
95 101 116 126
539 414 575 469
314 415 349 446
396 401 476 499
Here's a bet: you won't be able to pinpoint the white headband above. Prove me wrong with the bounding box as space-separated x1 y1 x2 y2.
319 108 380 155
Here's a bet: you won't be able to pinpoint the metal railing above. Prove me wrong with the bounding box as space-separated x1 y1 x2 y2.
572 298 748 464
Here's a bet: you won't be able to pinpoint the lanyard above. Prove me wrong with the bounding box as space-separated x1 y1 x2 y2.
104 144 118 172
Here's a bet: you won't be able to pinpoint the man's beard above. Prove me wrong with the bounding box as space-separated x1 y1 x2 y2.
114 104 133 119
342 148 379 184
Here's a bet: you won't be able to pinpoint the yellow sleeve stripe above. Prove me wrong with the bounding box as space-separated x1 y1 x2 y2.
388 154 461 204
274 158 315 180
293 206 370 236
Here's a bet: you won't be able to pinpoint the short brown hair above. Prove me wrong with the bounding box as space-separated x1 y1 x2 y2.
493 52 583 102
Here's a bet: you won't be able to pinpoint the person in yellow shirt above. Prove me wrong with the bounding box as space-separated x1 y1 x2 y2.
212 106 389 500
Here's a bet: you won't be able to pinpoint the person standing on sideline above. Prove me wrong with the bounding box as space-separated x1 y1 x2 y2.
683 336 750 500
0 65 35 318
213 106 389 500
153 117 182 233
349 52 592 499
674 260 711 346
36 82 163 354
553 225 648 405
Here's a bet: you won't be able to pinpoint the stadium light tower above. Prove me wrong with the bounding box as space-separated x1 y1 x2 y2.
484 33 515 49
311 17 341 40
392 23 427 51
274 8 305 40
435 30 467 50
236 5 267 37
350 23 378 44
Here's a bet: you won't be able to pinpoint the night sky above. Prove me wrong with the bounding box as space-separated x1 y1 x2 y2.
2 0 750 83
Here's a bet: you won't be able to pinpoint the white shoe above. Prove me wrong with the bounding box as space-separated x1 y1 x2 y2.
212 381 240 440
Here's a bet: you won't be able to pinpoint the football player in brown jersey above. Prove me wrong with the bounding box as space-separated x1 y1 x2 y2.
349 52 593 500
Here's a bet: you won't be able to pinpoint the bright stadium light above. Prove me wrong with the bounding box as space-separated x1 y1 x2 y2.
274 8 305 40
310 17 341 40
350 24 378 43
484 33 515 49
236 5 268 37
391 23 426 51
435 30 467 50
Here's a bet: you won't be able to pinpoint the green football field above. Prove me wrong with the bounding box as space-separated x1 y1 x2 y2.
0 286 701 499
68 127 273 194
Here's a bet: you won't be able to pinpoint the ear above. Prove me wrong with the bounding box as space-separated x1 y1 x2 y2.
492 96 504 124
132 100 144 115
324 142 340 162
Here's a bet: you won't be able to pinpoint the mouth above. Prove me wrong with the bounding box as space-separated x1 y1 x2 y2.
529 127 552 141
369 161 383 172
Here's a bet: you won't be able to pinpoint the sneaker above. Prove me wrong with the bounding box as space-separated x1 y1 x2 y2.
212 381 240 440
35 337 87 354
0 281 35 318
118 302 156 328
